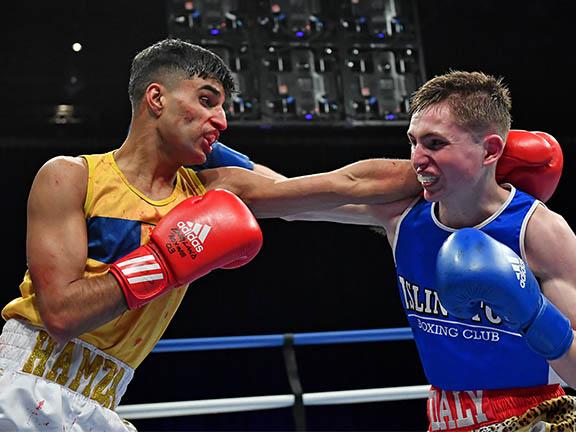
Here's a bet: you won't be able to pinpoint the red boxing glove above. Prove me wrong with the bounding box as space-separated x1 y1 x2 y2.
496 129 563 202
109 189 263 309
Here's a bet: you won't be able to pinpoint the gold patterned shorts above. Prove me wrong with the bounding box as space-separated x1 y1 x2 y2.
475 395 576 432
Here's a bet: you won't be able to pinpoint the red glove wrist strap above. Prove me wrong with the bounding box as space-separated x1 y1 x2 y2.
109 244 173 309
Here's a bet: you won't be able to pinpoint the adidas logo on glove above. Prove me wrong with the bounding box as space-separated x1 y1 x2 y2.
177 221 211 253
507 256 526 288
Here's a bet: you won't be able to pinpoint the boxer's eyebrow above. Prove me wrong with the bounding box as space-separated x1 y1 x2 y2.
199 84 221 97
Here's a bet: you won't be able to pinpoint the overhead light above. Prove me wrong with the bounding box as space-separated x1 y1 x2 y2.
50 104 82 124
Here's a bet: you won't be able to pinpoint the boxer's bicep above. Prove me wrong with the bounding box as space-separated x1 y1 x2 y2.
525 206 576 324
27 157 89 311
334 158 421 202
198 161 419 218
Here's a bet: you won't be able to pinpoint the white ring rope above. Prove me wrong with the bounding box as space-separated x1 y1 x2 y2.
117 323 570 420
117 384 431 420
119 327 423 420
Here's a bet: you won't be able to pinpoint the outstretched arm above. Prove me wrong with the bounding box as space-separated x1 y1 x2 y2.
254 129 562 224
198 158 421 219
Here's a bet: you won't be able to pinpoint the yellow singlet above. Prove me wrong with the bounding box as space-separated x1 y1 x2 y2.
2 151 206 368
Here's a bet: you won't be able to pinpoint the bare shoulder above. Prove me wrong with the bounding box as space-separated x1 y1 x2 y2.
195 166 233 191
527 204 573 242
525 203 576 277
36 155 87 178
30 156 88 207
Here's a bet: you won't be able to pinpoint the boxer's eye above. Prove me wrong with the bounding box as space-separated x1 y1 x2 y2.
200 95 215 107
425 139 445 150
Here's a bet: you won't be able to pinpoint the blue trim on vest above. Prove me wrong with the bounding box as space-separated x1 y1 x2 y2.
87 216 142 264
395 189 549 390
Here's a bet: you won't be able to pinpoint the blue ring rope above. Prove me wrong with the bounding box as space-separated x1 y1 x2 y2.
153 327 413 353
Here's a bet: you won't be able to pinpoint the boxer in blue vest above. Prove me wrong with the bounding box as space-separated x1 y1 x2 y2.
216 70 575 431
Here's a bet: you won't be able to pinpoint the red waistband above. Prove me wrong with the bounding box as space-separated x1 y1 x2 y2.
427 384 565 431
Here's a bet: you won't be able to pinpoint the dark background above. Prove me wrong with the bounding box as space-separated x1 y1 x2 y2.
1 1 574 431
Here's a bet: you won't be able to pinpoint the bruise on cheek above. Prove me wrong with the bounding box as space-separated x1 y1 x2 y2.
183 110 196 123
175 98 195 123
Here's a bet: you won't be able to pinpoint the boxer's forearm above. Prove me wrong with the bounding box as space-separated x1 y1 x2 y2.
550 334 576 388
36 273 128 345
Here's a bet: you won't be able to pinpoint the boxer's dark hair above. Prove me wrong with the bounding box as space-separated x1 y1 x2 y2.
128 38 236 110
